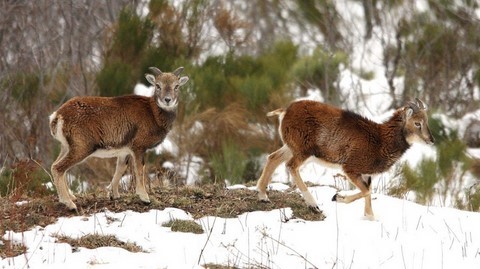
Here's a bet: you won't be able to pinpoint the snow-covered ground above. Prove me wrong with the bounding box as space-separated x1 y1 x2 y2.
2 183 480 268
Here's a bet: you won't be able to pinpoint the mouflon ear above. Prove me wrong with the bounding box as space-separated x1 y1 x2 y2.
178 76 189 86
405 107 413 119
145 74 156 85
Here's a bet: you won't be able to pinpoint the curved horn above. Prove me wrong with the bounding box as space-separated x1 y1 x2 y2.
407 100 420 113
148 67 162 76
173 67 184 77
415 98 426 110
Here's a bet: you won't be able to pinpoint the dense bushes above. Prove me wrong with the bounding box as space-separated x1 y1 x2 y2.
95 4 347 184
385 1 480 114
390 118 478 210
0 160 54 199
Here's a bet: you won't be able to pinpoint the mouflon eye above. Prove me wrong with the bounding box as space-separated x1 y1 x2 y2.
414 122 421 128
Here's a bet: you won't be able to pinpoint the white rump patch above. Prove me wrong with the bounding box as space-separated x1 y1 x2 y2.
51 114 69 149
49 111 57 124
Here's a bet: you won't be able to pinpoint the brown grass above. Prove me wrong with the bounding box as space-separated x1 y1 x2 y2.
0 239 27 258
0 183 325 258
55 234 144 253
0 184 325 234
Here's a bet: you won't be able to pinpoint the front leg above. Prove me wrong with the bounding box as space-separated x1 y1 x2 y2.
332 173 373 218
107 155 128 199
287 155 321 213
133 153 150 204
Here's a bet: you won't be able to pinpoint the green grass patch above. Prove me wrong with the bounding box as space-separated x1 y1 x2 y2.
162 219 204 234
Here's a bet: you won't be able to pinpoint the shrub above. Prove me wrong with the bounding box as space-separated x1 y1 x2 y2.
0 239 26 258
96 60 135 96
0 168 14 198
210 140 247 185
7 72 41 108
466 184 480 212
396 4 480 116
0 159 54 199
162 219 204 234
96 8 153 97
401 158 438 204
396 136 472 206
291 46 347 104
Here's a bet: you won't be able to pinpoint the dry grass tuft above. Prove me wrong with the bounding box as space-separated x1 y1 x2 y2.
55 234 144 253
203 264 241 269
0 239 27 258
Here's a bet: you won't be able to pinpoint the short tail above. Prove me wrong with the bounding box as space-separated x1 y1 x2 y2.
49 112 58 137
266 108 285 118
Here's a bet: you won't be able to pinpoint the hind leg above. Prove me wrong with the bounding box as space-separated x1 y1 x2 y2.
52 152 77 210
51 147 90 210
286 154 320 212
51 145 75 208
256 145 292 201
52 144 75 201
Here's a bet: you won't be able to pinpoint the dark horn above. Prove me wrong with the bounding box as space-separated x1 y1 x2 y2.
173 67 184 77
407 101 420 113
148 67 162 76
415 98 426 110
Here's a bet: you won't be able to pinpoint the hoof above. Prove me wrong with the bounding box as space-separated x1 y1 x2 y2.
136 190 150 204
332 193 345 202
106 185 120 200
308 205 322 213
258 192 270 203
139 195 151 204
108 192 120 200
62 200 77 211
141 199 151 205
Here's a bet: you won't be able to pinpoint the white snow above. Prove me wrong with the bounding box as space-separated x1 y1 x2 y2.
2 184 480 268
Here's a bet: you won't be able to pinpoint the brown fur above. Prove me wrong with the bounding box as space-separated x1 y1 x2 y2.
52 95 175 156
257 99 434 219
50 67 189 210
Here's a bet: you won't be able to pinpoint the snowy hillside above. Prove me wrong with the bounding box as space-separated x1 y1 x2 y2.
2 184 480 268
